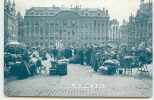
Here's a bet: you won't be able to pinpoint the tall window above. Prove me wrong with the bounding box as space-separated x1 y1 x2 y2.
40 26 43 34
55 24 58 32
98 23 100 33
35 23 39 33
94 20 96 33
45 23 49 34
31 23 34 33
26 22 29 34
50 23 54 33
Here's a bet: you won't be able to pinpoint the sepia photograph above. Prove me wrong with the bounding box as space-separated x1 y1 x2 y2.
4 0 152 97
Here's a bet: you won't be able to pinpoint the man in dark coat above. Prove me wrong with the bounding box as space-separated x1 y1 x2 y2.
85 47 92 66
79 48 84 65
17 51 31 79
64 48 72 59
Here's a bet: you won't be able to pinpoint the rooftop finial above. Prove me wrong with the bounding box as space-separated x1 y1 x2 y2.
4 0 7 6
12 0 15 9
8 0 11 6
13 0 15 5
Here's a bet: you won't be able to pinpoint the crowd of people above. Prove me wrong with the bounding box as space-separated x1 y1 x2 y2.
5 42 152 79
29 42 151 71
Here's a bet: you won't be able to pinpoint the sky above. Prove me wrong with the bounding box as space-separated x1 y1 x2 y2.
12 0 141 24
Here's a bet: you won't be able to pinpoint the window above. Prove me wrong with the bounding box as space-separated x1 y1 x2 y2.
63 29 66 32
50 23 54 33
40 27 43 34
45 42 48 47
45 23 49 34
40 37 43 40
98 23 100 33
94 20 96 33
49 12 54 15
40 42 43 46
31 42 34 46
35 12 39 15
85 24 88 28
85 13 88 16
72 31 75 35
35 23 39 33
55 26 59 32
50 37 54 40
31 12 34 15
35 42 39 46
63 21 67 25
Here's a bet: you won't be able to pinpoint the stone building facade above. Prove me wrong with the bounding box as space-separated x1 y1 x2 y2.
119 20 128 44
4 0 17 45
127 0 152 47
17 12 24 43
22 6 114 48
109 19 120 43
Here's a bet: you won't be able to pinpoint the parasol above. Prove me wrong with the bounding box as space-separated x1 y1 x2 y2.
104 59 120 67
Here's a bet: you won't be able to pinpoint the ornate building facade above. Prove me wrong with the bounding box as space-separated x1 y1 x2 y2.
119 20 128 44
17 12 24 43
22 6 115 48
127 0 152 47
109 19 120 43
4 0 17 45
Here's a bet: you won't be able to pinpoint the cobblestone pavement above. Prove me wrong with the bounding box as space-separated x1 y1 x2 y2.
4 64 152 97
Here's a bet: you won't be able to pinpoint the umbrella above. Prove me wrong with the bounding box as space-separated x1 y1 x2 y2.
6 41 20 45
104 59 120 67
135 48 152 64
145 48 152 53
122 56 135 67
5 41 27 54
120 43 127 48
6 41 26 48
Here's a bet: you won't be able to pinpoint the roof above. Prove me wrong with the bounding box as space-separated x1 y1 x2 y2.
25 7 109 17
